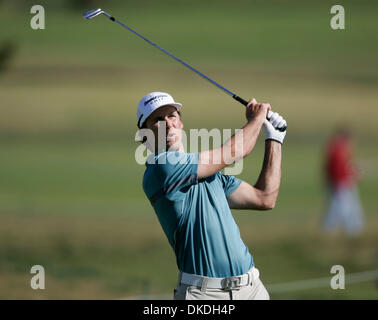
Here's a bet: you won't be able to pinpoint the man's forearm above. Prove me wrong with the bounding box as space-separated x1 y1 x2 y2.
254 140 282 206
199 117 264 171
198 99 270 179
221 117 265 164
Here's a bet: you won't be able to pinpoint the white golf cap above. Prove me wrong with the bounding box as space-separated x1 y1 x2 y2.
137 92 182 128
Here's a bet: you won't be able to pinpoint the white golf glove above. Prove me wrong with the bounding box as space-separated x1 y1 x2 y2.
263 111 287 144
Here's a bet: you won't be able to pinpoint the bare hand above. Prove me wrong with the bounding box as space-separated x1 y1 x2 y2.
246 98 271 123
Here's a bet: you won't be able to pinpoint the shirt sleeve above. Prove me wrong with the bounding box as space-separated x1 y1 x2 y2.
217 172 243 198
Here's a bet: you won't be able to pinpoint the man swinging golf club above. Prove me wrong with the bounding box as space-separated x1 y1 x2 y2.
137 91 287 300
84 8 287 300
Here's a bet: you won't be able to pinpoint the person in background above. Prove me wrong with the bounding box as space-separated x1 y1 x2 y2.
322 127 364 236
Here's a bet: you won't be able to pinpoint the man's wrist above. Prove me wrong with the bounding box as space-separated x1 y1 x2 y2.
265 138 283 145
246 115 265 127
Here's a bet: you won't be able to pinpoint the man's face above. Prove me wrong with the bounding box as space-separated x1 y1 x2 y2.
145 105 184 152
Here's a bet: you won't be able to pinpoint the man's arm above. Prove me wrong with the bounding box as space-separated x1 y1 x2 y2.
227 140 282 210
197 99 268 179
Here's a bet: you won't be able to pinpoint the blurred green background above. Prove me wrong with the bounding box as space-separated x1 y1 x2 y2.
0 0 377 299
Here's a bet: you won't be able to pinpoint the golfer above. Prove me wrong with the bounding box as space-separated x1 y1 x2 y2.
137 92 287 300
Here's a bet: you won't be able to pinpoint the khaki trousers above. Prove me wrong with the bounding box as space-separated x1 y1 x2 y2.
173 267 270 300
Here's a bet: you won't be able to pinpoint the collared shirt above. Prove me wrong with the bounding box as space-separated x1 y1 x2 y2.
143 151 254 277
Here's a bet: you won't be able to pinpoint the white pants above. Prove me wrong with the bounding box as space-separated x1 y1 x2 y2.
173 267 270 300
323 185 364 235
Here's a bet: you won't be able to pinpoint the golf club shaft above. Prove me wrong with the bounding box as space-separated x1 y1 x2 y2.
102 12 245 102
98 11 286 131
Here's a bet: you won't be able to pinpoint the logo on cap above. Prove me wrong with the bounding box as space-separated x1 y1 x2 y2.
144 94 168 106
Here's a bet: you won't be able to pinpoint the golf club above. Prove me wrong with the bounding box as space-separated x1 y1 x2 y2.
83 8 287 131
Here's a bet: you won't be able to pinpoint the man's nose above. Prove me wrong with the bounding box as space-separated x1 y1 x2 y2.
165 116 175 128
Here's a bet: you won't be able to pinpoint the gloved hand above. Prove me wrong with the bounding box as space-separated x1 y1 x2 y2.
263 111 287 144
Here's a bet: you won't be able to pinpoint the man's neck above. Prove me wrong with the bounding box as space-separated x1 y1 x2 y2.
156 143 185 154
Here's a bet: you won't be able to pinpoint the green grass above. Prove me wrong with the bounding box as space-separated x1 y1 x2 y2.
1 138 376 299
0 0 377 299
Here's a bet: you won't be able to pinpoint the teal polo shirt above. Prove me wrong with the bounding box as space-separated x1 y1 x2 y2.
142 151 254 277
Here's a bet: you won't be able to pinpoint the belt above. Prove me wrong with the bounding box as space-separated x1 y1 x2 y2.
179 267 259 290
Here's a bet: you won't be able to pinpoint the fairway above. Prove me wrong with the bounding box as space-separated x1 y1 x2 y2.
0 0 377 299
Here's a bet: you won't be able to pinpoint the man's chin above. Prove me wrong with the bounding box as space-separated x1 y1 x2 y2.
166 143 180 152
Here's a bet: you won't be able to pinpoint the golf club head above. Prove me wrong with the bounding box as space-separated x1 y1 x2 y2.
83 8 104 19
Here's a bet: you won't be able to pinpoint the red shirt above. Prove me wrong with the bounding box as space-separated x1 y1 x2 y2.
325 135 355 187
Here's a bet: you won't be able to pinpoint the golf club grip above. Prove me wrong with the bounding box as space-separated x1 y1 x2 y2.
232 95 287 132
233 95 249 106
